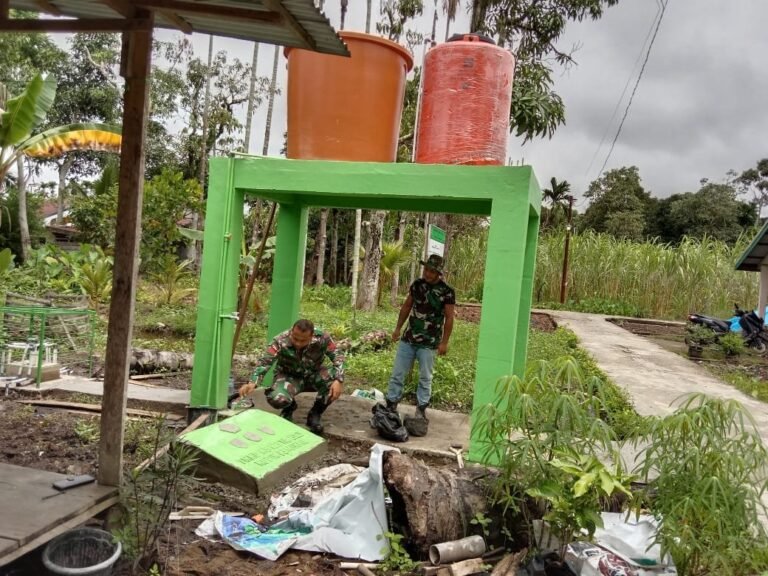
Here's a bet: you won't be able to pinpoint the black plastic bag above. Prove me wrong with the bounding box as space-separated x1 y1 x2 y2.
371 403 409 442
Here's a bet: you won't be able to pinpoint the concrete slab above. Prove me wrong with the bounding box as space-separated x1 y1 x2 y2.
180 409 327 495
34 375 190 405
546 309 768 444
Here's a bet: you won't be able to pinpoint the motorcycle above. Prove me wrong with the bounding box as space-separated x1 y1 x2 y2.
687 304 768 354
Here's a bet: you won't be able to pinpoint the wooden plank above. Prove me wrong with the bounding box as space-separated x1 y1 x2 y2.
0 463 117 547
0 18 151 32
131 371 185 380
33 0 62 15
262 0 315 50
0 495 118 568
15 399 183 420
158 10 192 33
0 0 8 20
133 0 280 23
0 537 16 559
98 10 154 488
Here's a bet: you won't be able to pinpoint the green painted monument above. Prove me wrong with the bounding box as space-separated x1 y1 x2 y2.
189 156 540 462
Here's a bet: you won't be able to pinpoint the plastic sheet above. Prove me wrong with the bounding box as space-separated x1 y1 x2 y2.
415 35 515 166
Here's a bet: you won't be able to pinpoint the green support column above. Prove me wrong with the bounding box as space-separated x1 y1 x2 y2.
469 198 534 462
267 201 308 340
190 157 244 409
513 210 540 371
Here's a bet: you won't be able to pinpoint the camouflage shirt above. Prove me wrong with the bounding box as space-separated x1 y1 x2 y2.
251 329 345 383
403 278 456 349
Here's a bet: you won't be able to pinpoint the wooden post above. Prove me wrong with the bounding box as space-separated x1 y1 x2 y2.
0 0 8 20
98 11 154 487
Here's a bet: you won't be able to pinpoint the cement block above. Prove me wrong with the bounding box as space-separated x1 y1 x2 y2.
3 362 60 382
180 409 327 495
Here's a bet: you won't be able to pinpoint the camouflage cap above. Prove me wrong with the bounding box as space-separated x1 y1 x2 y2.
419 254 444 274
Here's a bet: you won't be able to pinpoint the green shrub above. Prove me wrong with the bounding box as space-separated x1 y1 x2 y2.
718 332 745 357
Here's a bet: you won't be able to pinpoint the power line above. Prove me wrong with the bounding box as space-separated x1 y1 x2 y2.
597 0 670 179
583 0 662 178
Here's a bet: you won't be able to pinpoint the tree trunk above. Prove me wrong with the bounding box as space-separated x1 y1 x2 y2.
351 209 362 305
193 34 214 268
357 210 384 311
329 209 338 286
340 0 348 30
17 156 31 261
263 46 280 155
365 0 371 34
383 451 501 557
243 42 260 152
343 230 350 285
315 208 328 286
430 0 438 42
392 211 408 305
248 199 262 250
57 155 75 224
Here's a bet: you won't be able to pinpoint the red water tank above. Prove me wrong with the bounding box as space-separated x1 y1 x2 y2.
414 35 515 166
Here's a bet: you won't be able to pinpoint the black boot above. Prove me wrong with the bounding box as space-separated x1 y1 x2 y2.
280 400 298 422
416 404 429 421
385 399 399 413
306 397 329 434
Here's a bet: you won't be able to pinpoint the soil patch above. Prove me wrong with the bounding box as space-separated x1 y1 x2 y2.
454 303 556 332
607 318 685 338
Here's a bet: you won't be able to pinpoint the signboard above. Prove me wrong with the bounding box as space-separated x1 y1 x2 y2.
181 409 326 494
427 224 445 257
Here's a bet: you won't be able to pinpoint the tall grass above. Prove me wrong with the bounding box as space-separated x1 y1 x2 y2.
447 230 759 320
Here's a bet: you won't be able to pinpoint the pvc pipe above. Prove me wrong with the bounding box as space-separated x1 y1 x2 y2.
429 535 486 565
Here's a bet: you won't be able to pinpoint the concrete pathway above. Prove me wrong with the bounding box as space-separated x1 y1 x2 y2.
547 309 768 444
33 375 190 405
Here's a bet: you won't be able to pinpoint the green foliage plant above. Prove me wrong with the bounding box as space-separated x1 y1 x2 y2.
474 357 632 556
113 418 198 573
636 394 768 575
148 256 196 306
377 531 419 574
718 332 745 358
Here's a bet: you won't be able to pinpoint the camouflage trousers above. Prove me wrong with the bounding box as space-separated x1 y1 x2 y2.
265 367 334 409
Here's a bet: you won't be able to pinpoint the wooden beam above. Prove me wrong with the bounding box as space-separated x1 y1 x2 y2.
0 0 9 20
33 0 62 16
99 0 134 18
97 8 154 488
132 0 280 23
157 10 192 33
262 0 315 50
0 18 151 32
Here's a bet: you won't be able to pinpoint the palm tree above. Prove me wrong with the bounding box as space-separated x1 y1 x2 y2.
542 177 571 229
0 74 121 260
443 0 460 40
378 241 411 306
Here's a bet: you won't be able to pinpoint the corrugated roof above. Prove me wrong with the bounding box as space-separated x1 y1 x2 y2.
6 0 349 56
736 219 768 272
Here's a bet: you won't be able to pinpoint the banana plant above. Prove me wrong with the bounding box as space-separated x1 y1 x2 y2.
0 73 122 226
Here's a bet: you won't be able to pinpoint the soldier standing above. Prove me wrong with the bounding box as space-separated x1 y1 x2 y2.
384 254 455 432
238 319 344 434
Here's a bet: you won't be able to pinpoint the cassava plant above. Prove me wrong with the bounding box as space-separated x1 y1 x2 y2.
148 256 196 306
636 394 768 575
113 418 198 574
474 357 633 555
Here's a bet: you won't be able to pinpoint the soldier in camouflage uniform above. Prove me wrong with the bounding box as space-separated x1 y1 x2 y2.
384 254 455 427
238 319 344 434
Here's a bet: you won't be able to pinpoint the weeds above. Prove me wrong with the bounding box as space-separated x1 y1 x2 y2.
378 531 419 573
636 394 768 575
74 419 99 444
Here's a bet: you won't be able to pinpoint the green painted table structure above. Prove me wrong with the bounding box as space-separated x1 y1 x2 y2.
189 156 541 461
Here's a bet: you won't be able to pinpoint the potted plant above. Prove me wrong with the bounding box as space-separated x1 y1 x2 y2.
685 323 714 358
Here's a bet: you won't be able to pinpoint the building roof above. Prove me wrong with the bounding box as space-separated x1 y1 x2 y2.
736 220 768 272
5 0 349 56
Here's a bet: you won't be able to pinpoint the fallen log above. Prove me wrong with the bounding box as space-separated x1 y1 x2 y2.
382 451 501 558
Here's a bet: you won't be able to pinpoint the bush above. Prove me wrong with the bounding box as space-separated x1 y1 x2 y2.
718 332 745 357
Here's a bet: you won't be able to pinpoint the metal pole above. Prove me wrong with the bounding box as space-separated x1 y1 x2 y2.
559 195 575 304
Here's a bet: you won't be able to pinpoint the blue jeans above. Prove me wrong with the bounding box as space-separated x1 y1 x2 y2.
386 340 436 407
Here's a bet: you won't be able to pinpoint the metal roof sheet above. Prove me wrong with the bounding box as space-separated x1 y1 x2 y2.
736 219 768 272
6 0 349 56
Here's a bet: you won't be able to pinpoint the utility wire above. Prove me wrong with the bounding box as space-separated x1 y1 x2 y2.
597 0 670 178
583 0 663 178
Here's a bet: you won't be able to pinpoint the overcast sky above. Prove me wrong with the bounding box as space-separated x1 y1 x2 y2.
157 0 767 207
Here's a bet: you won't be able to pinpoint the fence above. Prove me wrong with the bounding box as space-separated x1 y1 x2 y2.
0 305 96 391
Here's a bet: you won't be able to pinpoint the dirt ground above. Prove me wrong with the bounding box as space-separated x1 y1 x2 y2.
453 304 556 333
0 394 414 576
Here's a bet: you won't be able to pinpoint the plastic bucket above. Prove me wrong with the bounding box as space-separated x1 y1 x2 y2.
42 528 122 576
285 31 414 162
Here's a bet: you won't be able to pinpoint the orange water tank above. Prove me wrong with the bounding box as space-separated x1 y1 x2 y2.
285 31 413 162
415 35 515 166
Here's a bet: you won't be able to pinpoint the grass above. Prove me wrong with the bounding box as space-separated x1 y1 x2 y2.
447 230 759 320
